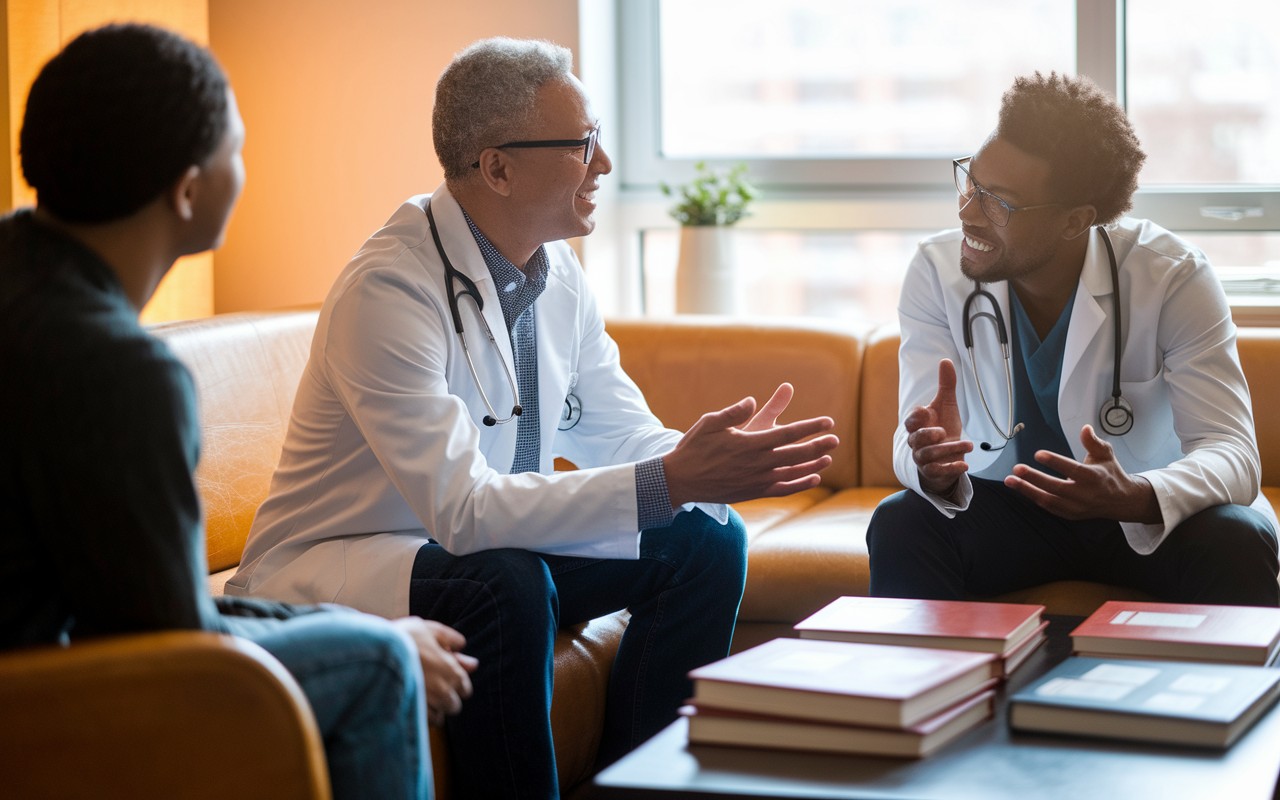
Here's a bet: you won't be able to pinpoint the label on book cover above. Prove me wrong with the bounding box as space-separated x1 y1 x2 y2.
1110 610 1206 628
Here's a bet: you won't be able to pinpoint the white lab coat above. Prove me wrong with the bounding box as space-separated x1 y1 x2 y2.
226 186 723 618
895 218 1276 555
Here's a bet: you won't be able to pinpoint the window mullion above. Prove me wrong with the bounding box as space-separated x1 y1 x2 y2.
1076 0 1123 103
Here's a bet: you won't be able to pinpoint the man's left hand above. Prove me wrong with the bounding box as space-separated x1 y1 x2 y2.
1005 424 1163 524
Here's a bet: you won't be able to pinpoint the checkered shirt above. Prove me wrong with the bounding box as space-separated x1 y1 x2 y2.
461 209 674 530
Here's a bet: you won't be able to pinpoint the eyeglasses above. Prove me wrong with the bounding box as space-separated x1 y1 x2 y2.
953 157 1060 227
471 123 601 169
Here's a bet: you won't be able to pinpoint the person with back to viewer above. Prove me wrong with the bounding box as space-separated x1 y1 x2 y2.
0 24 476 799
226 36 840 799
866 72 1278 606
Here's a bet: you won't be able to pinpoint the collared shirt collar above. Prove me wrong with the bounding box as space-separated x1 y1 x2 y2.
460 207 548 333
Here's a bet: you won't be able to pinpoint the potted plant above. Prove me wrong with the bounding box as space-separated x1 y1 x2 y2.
661 162 757 314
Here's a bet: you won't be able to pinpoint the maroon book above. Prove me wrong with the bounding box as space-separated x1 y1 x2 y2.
1071 601 1280 665
795 596 1044 656
688 637 997 728
683 684 998 758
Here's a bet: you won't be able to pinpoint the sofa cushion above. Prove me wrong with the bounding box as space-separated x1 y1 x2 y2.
740 487 897 624
860 323 904 489
606 318 868 491
731 487 832 545
151 311 319 573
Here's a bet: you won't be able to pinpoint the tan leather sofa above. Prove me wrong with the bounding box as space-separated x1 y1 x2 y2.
4 310 1278 798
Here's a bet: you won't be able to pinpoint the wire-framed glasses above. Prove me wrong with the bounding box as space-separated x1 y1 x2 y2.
471 123 601 169
953 157 1060 227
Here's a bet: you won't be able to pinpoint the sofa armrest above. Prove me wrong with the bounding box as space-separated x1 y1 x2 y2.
0 631 330 800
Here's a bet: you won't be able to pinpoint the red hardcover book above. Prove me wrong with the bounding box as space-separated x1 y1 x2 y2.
683 685 998 758
995 620 1050 677
1070 601 1280 666
688 638 997 728
794 596 1044 656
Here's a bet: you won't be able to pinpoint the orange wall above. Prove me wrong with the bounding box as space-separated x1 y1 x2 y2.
208 0 579 313
2 0 213 324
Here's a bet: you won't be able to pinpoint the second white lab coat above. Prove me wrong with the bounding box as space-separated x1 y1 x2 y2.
226 186 722 618
894 218 1276 554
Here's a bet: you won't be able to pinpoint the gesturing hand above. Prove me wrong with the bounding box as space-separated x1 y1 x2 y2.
1005 424 1163 524
905 359 973 496
663 382 838 508
392 617 480 726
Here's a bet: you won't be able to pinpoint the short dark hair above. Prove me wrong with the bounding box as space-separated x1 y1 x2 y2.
20 24 229 224
996 72 1146 225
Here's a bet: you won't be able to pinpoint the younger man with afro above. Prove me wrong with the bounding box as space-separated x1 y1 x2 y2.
867 72 1278 606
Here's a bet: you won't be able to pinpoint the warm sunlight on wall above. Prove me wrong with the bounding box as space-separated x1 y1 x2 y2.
208 0 579 312
1 0 213 323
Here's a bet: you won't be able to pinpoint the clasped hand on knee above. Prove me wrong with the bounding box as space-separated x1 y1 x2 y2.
392 617 479 726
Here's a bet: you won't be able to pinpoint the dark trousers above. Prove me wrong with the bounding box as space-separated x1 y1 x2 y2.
867 478 1279 606
409 508 747 800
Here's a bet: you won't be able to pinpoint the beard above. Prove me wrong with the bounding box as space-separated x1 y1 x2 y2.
959 235 1058 284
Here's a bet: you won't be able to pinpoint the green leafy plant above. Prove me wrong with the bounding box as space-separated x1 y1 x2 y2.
660 161 758 226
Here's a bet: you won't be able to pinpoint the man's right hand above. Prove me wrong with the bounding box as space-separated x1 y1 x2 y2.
392 617 479 726
664 383 838 507
905 359 973 497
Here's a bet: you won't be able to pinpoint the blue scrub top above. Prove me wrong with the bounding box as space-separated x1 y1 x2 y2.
1010 286 1077 476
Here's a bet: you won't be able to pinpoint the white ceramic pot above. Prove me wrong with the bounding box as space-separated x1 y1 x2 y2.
675 225 738 314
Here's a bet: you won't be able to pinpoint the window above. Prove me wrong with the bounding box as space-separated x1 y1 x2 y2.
641 229 927 322
613 0 1280 320
657 0 1075 161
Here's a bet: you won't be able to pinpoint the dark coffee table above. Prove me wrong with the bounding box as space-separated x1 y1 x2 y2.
591 616 1280 799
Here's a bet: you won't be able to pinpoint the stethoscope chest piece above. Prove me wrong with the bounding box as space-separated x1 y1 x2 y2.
1099 395 1134 436
559 393 582 430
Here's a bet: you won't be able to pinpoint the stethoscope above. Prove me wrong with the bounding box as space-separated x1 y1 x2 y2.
426 200 582 430
963 226 1132 452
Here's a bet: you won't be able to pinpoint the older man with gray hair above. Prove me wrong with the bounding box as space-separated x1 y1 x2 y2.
229 38 838 798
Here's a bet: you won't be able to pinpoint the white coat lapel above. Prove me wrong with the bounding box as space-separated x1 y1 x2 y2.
534 249 581 472
1058 228 1111 451
428 186 520 459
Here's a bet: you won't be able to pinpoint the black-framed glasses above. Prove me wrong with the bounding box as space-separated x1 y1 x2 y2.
471 123 601 169
953 157 1060 227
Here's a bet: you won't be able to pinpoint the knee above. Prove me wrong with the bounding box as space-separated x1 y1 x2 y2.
462 548 558 626
1178 506 1279 571
677 508 748 582
866 490 934 561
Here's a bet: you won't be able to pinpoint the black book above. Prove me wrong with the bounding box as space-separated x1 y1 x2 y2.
1010 657 1280 748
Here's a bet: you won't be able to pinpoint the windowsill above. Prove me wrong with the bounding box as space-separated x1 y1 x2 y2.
1229 295 1280 327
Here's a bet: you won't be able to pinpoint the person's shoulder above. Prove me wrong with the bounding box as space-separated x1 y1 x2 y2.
1107 217 1207 271
322 196 441 312
915 228 963 267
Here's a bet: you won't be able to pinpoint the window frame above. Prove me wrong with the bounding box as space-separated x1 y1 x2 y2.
617 0 1280 234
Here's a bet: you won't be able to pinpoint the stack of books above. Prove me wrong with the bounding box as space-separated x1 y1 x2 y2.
1009 656 1280 747
794 596 1047 678
1070 601 1280 666
684 638 999 757
1006 602 1280 747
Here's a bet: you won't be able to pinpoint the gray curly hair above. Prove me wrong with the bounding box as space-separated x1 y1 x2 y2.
433 37 575 183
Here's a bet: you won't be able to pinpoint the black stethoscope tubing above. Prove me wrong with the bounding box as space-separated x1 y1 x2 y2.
963 226 1132 451
425 200 583 430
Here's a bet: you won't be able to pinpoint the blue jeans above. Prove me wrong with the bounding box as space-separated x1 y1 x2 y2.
867 478 1279 605
231 610 433 800
409 507 748 800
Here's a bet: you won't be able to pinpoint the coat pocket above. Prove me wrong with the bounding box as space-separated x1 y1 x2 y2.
1112 374 1181 466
